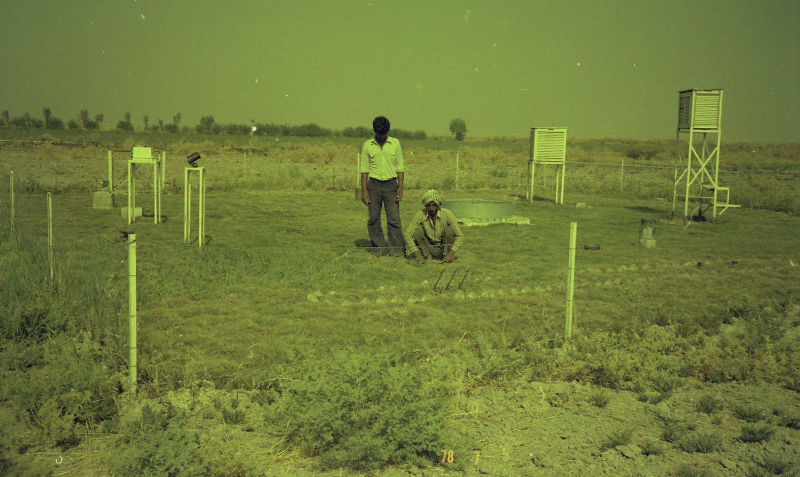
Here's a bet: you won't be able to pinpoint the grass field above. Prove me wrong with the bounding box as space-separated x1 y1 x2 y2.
1 133 799 476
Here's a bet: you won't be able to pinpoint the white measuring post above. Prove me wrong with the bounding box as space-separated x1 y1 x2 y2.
128 233 137 393
565 222 577 339
47 192 54 283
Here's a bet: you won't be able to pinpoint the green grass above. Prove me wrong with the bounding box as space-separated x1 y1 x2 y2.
2 136 800 473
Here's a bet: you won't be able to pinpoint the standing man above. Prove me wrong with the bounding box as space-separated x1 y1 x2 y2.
361 116 405 256
405 190 463 263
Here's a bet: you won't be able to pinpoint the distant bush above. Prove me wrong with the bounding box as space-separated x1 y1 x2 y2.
276 348 445 471
47 117 64 130
341 125 371 138
116 120 134 132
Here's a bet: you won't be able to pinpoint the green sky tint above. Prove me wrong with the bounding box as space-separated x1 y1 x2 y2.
1 0 798 142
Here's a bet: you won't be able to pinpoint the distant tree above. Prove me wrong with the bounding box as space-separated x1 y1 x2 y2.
292 123 331 137
116 120 134 132
196 116 215 134
392 129 412 140
172 113 181 128
449 118 467 141
95 113 104 128
143 115 149 130
412 130 427 140
48 117 64 130
79 110 90 128
117 113 134 132
164 123 178 133
342 126 372 138
224 123 250 135
1 110 9 126
24 112 32 128
66 119 79 129
158 119 164 131
43 107 52 128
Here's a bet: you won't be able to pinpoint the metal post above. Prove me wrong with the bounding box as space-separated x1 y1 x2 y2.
554 167 560 203
152 162 158 224
565 222 577 339
243 152 247 179
107 151 113 192
197 167 206 247
183 168 190 244
127 162 133 225
128 233 137 393
529 161 536 204
161 151 166 191
47 192 54 283
684 130 693 219
9 171 14 231
560 163 566 204
456 153 460 190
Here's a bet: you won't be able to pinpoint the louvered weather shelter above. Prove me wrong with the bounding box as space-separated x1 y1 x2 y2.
672 89 738 221
528 127 567 204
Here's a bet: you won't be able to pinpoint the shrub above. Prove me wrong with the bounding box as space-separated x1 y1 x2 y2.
746 453 796 477
589 390 610 408
739 423 775 443
778 413 800 429
601 428 633 450
661 420 689 444
110 404 209 476
679 432 720 453
221 396 245 425
640 440 666 456
276 348 446 471
733 405 766 423
695 394 723 414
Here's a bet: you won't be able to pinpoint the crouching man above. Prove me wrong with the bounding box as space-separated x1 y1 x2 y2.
404 190 463 263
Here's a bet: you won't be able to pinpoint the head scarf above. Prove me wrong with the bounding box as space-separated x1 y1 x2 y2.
422 189 442 206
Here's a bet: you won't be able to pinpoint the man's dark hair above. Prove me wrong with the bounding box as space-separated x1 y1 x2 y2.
372 116 390 135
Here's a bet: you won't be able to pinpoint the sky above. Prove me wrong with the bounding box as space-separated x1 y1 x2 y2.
1 0 798 142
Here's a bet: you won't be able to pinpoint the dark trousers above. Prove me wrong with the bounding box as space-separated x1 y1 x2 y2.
367 178 405 256
412 223 455 259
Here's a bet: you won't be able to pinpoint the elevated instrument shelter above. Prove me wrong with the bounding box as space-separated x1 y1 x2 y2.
528 127 567 204
127 146 163 225
672 89 738 221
